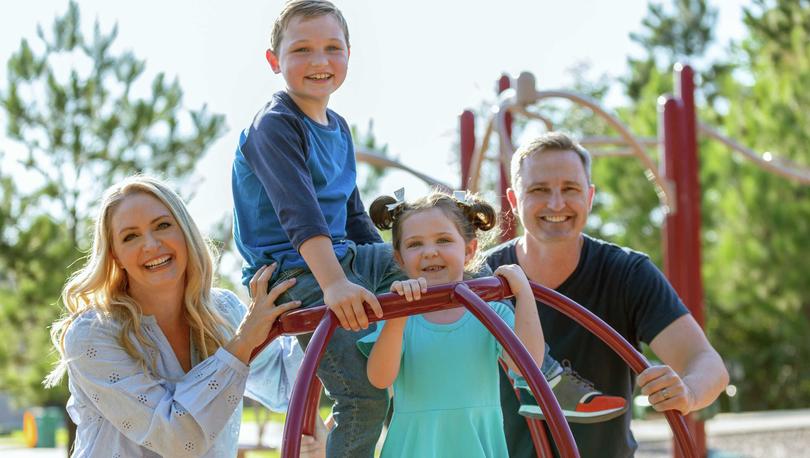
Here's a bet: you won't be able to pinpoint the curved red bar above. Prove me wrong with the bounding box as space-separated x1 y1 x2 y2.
252 276 697 458
453 284 579 458
526 282 698 458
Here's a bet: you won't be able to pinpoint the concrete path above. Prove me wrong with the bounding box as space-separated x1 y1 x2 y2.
3 409 809 457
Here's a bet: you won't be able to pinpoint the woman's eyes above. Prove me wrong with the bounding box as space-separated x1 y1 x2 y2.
157 221 171 230
123 233 136 242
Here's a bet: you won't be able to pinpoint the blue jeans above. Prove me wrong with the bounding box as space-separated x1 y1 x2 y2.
271 241 405 458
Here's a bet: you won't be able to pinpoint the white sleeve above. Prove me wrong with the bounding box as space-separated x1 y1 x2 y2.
64 315 248 456
213 289 304 412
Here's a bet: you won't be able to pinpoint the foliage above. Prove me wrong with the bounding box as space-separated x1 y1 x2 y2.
0 1 225 409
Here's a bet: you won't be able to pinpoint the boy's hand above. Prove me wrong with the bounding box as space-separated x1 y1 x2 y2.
390 278 428 302
494 264 531 299
323 279 383 331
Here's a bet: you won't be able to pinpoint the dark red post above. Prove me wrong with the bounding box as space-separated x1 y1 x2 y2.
460 110 476 189
497 74 517 241
660 63 707 457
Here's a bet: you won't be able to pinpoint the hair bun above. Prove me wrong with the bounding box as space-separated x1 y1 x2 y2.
369 195 398 230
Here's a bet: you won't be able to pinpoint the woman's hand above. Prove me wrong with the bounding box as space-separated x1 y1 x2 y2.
390 278 427 302
228 264 301 363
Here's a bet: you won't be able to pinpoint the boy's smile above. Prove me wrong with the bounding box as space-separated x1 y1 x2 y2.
267 14 349 124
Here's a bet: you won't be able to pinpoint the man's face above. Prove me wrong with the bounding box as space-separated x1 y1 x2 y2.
508 150 595 244
267 14 349 109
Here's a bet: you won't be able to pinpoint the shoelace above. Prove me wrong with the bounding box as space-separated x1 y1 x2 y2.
560 359 598 393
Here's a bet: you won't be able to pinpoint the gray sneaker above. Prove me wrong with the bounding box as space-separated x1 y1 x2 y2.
515 363 628 424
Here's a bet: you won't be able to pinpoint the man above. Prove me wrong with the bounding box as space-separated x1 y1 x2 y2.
485 132 729 457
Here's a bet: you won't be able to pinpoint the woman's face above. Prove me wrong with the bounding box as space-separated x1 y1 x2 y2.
110 192 188 296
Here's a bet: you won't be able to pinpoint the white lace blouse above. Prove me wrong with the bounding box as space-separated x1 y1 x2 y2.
63 288 303 457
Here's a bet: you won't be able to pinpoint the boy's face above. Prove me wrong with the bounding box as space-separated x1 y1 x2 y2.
267 14 349 110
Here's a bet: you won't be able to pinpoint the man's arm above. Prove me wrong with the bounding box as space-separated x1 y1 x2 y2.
639 314 729 414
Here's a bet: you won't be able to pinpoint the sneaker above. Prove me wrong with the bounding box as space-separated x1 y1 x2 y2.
515 362 628 424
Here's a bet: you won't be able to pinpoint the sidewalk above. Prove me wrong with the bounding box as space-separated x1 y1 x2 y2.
3 409 809 457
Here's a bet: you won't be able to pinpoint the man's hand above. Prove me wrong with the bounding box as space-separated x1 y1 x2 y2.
322 279 383 331
637 364 696 414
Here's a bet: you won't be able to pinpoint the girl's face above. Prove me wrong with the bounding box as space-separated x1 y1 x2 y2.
394 208 477 286
110 192 189 296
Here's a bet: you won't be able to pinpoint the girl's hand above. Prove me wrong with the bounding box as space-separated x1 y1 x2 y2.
229 264 301 363
390 278 428 302
494 264 531 299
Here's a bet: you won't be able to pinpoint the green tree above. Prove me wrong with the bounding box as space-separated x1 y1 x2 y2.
700 0 810 410
0 0 225 446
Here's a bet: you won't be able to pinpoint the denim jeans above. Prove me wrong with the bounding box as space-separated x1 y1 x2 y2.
271 241 405 458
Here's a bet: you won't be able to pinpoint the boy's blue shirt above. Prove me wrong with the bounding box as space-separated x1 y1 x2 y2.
232 91 382 285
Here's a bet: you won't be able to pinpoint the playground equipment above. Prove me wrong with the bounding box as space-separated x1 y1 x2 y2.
273 63 810 456
249 276 698 458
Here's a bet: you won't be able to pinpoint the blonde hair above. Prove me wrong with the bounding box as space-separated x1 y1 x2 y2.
368 190 499 276
270 0 350 54
45 175 231 387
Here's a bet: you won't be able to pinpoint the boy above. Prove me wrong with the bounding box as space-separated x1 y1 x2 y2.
231 1 402 456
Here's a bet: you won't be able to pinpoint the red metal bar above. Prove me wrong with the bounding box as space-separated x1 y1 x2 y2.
528 282 698 458
500 360 552 458
279 313 337 457
453 284 578 458
460 110 476 189
497 74 517 241
662 63 707 458
254 277 698 458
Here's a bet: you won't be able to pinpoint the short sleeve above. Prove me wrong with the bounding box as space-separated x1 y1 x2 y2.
623 258 689 344
356 321 387 358
489 301 516 357
63 313 249 456
211 289 304 412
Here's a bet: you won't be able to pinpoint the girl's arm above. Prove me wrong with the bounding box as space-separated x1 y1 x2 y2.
495 265 545 374
366 278 427 388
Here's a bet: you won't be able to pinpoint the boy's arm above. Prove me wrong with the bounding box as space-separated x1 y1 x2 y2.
366 318 407 389
299 236 383 331
242 114 381 330
345 186 383 245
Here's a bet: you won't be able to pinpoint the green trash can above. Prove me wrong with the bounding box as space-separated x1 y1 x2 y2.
25 406 63 448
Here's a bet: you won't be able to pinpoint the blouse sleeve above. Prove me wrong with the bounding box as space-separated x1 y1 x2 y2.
356 321 387 358
213 289 304 412
64 314 249 456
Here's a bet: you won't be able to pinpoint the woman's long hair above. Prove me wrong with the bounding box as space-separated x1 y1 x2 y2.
45 175 232 386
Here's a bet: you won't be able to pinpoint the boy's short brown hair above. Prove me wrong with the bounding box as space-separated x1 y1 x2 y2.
270 0 350 54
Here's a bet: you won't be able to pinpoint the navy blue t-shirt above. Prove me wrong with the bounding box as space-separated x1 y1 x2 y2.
485 235 689 458
232 92 381 285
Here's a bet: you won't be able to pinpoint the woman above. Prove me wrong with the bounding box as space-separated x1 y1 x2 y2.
45 175 324 457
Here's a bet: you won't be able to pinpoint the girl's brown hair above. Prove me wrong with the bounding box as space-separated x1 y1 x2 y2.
369 190 498 274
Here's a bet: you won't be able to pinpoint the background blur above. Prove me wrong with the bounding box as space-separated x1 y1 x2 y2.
1 0 808 455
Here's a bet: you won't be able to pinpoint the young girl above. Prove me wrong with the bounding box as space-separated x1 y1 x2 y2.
359 191 546 457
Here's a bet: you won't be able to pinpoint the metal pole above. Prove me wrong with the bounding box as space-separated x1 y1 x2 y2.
497 74 517 241
460 110 476 189
660 63 707 458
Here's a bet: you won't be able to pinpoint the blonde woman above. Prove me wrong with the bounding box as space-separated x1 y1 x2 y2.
46 175 325 457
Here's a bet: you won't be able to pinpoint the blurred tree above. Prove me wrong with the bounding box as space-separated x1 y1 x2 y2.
700 0 810 410
0 0 225 449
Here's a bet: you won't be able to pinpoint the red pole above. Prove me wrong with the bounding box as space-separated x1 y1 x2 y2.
660 63 707 458
460 110 476 189
497 74 517 241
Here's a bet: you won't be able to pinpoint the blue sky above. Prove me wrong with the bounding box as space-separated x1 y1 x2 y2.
1 0 747 232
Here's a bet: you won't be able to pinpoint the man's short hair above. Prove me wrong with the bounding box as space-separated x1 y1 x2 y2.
270 0 350 55
510 132 592 188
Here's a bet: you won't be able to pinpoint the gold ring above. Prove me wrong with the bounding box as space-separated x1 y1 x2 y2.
661 388 669 399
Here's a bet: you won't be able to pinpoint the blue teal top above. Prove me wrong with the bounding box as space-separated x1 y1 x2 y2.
358 302 515 458
63 288 303 457
232 91 381 285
